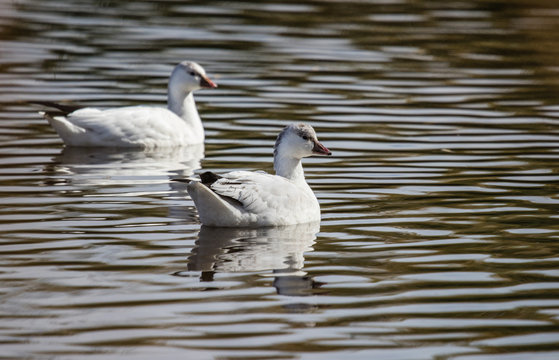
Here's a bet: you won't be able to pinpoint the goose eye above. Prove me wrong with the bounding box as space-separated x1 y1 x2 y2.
302 135 309 141
189 71 196 76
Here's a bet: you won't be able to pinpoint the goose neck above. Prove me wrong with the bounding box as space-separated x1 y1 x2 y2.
168 90 204 139
274 152 306 184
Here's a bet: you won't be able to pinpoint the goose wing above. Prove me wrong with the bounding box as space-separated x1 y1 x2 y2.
210 171 294 213
208 171 301 214
47 106 189 147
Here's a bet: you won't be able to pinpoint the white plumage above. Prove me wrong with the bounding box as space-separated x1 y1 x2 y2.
37 61 216 148
185 123 332 227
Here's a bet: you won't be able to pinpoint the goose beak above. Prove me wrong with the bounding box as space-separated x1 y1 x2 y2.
200 75 218 89
312 141 332 156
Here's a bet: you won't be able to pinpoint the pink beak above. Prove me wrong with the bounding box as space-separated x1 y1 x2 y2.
200 75 218 89
312 141 332 156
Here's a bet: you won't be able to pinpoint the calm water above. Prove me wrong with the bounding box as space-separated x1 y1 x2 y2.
1 0 559 359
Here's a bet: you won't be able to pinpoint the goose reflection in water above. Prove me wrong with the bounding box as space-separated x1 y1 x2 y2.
42 144 204 187
184 222 323 296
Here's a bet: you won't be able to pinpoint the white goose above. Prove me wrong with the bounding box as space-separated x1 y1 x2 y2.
184 123 331 227
36 61 216 148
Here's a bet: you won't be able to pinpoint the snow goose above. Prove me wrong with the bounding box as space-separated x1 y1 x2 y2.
35 61 216 148
184 123 331 227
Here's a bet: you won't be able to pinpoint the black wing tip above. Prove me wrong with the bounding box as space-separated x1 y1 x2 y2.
200 171 222 186
171 172 221 186
28 101 82 116
171 178 191 183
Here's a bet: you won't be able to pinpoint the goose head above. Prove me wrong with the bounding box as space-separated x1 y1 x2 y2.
274 123 331 162
168 61 217 95
273 123 331 181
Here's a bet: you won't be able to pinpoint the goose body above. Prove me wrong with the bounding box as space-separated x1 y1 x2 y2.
186 123 331 227
37 61 216 148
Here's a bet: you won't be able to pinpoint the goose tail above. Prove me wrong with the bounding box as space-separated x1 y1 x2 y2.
186 181 243 227
40 111 86 146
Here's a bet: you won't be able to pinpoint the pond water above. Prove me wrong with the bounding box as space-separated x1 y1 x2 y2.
1 0 559 359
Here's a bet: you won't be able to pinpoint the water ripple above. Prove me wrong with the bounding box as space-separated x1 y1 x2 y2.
1 0 559 359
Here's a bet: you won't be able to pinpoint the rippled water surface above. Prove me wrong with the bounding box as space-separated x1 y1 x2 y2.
1 0 559 359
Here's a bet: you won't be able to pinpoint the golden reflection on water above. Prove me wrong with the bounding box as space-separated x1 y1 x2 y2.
0 0 558 359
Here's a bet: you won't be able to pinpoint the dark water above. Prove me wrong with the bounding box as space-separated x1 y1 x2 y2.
1 0 559 359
